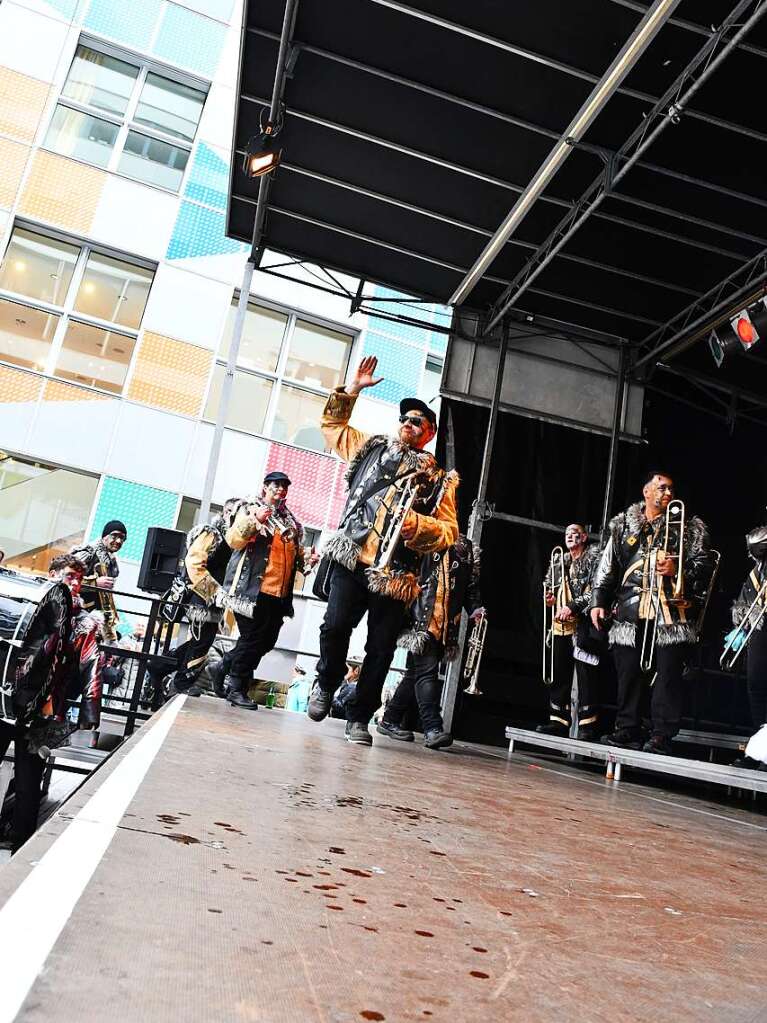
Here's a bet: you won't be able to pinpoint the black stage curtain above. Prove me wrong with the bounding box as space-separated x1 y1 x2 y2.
440 390 767 746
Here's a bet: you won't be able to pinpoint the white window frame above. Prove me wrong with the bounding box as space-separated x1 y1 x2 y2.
0 220 156 393
203 295 360 454
43 37 209 194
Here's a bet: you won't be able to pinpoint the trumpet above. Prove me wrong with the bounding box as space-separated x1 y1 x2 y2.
639 499 685 672
721 577 767 670
375 475 420 570
463 609 487 694
696 549 721 635
542 546 573 686
249 498 294 540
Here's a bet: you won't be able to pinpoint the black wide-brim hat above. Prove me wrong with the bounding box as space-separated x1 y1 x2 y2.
399 398 437 428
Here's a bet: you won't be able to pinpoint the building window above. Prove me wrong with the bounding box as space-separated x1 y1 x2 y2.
0 224 154 392
176 497 222 534
44 43 206 192
204 299 356 453
0 454 99 575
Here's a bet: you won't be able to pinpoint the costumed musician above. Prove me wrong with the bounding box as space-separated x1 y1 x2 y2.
146 497 243 701
217 471 319 710
69 520 127 729
539 523 602 740
307 355 459 746
725 523 767 768
378 533 484 750
590 471 713 754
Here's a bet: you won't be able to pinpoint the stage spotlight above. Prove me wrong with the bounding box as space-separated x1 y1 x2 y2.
243 126 282 178
708 299 767 368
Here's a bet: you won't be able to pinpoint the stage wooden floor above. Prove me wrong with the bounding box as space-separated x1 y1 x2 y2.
0 697 765 1022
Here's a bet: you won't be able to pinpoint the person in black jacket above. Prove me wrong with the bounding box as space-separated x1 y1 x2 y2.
377 534 484 749
219 472 318 710
727 524 767 767
539 523 602 740
590 470 713 754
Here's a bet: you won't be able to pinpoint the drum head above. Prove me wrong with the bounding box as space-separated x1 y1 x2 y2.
1 581 72 724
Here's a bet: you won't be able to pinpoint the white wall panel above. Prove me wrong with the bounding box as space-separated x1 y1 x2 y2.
170 250 247 286
142 264 231 350
0 400 35 453
27 395 118 473
107 402 195 491
0 3 71 82
90 177 179 263
196 83 236 151
182 423 268 503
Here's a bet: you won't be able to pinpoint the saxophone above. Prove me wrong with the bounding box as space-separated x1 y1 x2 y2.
95 561 119 643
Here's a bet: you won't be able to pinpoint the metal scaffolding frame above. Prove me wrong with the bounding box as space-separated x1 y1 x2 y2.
478 0 767 335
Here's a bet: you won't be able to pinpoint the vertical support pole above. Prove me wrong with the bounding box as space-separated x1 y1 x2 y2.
600 345 627 534
442 320 509 732
199 260 255 522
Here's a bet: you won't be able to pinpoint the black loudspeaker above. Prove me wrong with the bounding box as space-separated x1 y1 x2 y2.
138 527 185 594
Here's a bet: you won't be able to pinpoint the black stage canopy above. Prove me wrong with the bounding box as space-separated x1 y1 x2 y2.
229 0 767 399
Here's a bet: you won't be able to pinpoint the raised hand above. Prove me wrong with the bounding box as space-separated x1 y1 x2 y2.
347 355 384 395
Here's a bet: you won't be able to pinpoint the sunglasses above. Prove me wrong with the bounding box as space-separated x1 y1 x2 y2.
399 414 428 427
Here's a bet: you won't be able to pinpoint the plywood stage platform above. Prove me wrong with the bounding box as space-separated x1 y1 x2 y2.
0 696 765 1023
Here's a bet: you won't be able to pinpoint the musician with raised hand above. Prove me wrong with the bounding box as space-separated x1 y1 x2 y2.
590 470 712 755
216 471 318 710
307 355 459 746
377 534 483 750
539 523 602 740
725 524 767 767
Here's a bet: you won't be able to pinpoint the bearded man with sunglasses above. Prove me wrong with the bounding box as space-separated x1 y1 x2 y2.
308 355 459 746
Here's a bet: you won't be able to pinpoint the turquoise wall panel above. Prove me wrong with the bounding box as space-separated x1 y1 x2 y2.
166 200 247 260
360 332 426 407
153 4 226 77
182 0 234 20
45 0 80 19
84 0 161 49
89 477 177 562
184 142 228 210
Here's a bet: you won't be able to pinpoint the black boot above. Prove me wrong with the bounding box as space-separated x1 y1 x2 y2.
536 721 569 737
225 675 258 710
169 670 202 698
211 660 228 699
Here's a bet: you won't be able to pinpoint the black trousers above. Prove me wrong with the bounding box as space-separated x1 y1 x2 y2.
612 641 690 738
225 594 286 679
746 627 767 728
315 564 407 724
173 621 219 682
0 722 46 853
385 636 445 733
549 635 600 727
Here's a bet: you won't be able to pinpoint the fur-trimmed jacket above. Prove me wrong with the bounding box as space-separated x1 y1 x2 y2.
171 515 233 629
544 544 601 636
223 500 305 618
731 524 767 629
69 540 119 614
321 389 459 604
398 535 482 659
591 502 712 647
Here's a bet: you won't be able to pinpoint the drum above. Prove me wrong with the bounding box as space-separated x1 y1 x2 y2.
0 575 72 724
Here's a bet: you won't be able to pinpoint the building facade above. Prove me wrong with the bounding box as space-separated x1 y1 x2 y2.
0 0 448 675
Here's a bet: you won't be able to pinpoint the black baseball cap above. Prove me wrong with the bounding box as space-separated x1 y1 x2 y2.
264 470 291 485
399 398 437 428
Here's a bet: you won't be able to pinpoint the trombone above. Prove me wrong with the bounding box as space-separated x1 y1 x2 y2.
639 499 685 672
463 609 487 695
542 546 573 685
720 577 767 670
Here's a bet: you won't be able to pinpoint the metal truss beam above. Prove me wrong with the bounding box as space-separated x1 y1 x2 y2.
634 246 767 369
258 159 704 296
247 26 767 247
606 0 767 60
238 97 755 264
366 1 767 146
254 201 666 328
482 0 767 336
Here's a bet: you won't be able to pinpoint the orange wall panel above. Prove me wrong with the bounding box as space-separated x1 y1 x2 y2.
19 152 105 235
127 332 213 416
0 139 29 209
0 365 43 403
0 68 49 143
